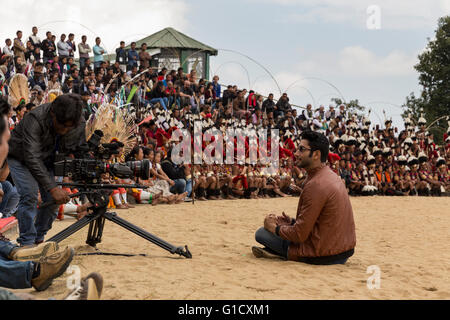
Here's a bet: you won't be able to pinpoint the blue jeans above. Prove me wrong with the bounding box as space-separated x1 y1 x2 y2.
255 227 290 259
0 181 20 217
150 98 169 111
94 61 103 69
185 179 192 198
170 179 186 195
79 57 88 70
0 240 33 289
255 227 350 265
8 158 58 246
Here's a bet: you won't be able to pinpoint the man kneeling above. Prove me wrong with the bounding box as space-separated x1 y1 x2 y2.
253 131 356 265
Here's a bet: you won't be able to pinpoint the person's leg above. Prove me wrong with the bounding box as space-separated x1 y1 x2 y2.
162 97 169 110
79 58 85 70
185 179 192 198
0 181 20 217
34 184 59 244
0 247 34 289
169 179 186 195
255 227 290 258
7 158 40 246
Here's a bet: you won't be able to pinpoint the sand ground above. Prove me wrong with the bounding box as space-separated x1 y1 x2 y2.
9 196 450 300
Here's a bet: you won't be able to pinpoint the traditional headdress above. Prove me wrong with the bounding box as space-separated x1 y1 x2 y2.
86 103 137 158
8 74 30 108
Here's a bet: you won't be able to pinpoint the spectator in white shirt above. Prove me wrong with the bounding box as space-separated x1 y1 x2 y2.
2 39 13 57
57 34 71 59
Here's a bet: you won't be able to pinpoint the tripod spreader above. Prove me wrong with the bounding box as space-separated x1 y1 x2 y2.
46 185 193 259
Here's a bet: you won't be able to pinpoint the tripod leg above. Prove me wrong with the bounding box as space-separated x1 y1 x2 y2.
104 212 192 258
86 216 106 247
47 213 102 243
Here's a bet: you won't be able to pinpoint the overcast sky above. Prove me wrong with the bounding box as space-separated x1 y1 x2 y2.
1 0 449 127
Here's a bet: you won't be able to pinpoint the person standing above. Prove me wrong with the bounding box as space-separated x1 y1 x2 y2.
127 42 139 71
28 27 41 46
212 75 221 100
66 33 76 58
57 34 71 60
139 43 151 70
13 31 27 64
253 131 356 265
115 41 127 73
93 37 107 70
3 39 13 57
41 31 56 64
78 35 91 70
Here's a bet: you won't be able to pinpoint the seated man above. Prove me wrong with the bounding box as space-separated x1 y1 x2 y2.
0 180 19 218
0 159 19 218
253 131 356 265
160 148 190 195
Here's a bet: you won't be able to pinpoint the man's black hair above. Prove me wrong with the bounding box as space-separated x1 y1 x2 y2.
301 130 329 163
142 147 152 157
50 94 83 126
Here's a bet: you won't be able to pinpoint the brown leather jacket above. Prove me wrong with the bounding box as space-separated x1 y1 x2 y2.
279 164 356 261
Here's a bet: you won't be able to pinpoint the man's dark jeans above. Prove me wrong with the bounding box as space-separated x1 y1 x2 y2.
255 227 349 265
8 158 59 246
0 240 33 289
170 179 186 195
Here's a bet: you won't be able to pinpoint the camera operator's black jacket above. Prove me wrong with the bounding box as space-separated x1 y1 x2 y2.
8 103 87 192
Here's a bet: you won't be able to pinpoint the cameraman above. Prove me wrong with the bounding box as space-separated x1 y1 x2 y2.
8 94 86 247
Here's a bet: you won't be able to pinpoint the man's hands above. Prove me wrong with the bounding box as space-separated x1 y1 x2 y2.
76 203 93 220
276 212 292 225
264 214 277 234
264 212 294 235
50 187 71 205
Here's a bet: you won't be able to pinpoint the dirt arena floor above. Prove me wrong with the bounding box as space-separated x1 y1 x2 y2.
9 196 450 300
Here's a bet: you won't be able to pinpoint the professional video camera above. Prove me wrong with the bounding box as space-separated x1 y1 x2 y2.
54 129 151 184
43 129 192 259
54 156 151 183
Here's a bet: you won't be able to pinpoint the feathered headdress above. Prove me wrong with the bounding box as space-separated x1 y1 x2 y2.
86 104 137 159
8 74 30 108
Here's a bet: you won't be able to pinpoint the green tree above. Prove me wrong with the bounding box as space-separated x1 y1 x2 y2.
403 16 450 143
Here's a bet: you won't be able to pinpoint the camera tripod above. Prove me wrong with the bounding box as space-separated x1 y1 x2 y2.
44 183 192 258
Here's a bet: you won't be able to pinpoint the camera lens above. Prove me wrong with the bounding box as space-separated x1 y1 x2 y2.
126 160 150 180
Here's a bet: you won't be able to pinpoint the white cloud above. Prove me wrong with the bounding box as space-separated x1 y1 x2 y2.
0 0 189 53
297 45 418 77
257 0 450 30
